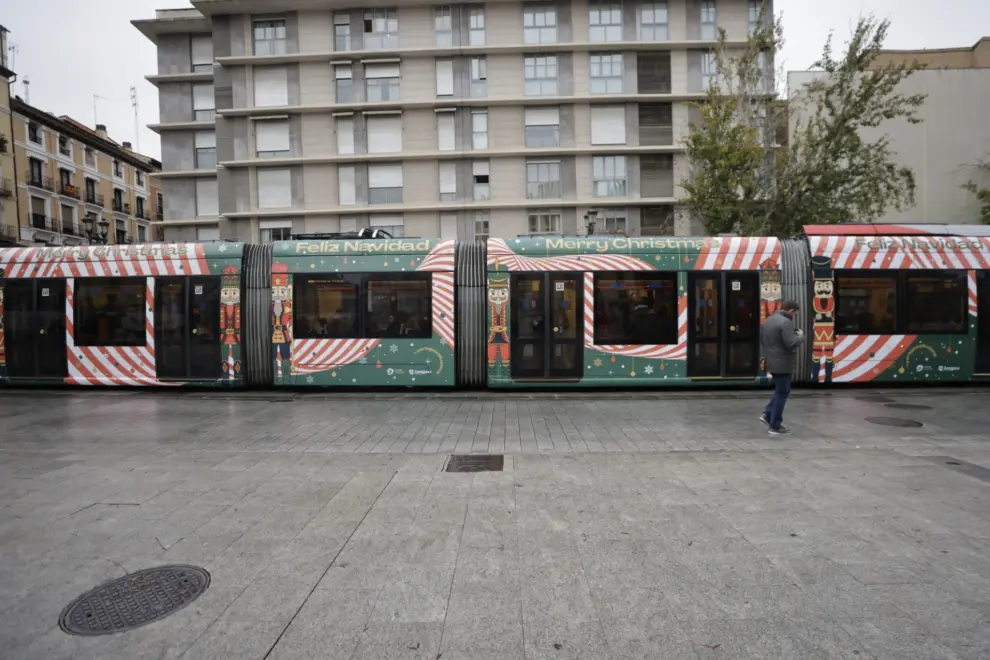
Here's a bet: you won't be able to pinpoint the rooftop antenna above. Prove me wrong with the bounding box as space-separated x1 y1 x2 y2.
93 94 107 127
7 42 17 71
129 86 140 153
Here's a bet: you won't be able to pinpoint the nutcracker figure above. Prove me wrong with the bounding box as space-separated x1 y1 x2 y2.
271 262 293 379
759 259 782 324
220 265 241 381
810 255 835 384
487 276 510 367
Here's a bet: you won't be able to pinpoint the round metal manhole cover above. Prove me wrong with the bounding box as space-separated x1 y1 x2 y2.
865 417 924 428
856 395 895 403
59 565 210 636
884 403 933 411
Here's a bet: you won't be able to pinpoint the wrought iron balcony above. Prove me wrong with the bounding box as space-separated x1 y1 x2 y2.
0 224 18 245
85 191 105 206
31 214 61 234
0 177 12 198
26 172 55 191
0 134 8 153
59 182 81 199
112 199 131 214
135 208 151 221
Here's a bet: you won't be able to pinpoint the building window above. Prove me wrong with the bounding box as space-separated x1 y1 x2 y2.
138 225 147 243
113 160 123 178
75 279 147 346
835 275 897 335
471 57 487 97
593 156 627 197
28 157 43 185
526 161 561 199
366 63 400 102
469 7 486 45
135 196 146 216
59 168 73 195
112 188 125 212
258 168 292 209
523 3 557 44
702 52 716 88
474 211 490 239
193 83 215 121
254 66 289 107
440 213 458 238
589 1 622 42
338 165 356 205
436 59 454 97
601 208 627 233
640 154 674 197
156 192 164 218
437 112 455 151
260 223 292 242
639 103 673 145
257 119 291 157
195 178 218 217
471 109 488 149
590 105 627 145
439 162 457 201
700 0 716 39
136 171 145 187
473 161 490 200
334 64 354 102
253 18 287 56
640 2 669 40
594 273 678 344
528 211 560 234
524 54 558 96
336 116 355 155
58 136 71 157
370 215 405 237
524 107 559 147
85 177 98 204
368 163 403 204
195 131 217 168
748 0 763 35
28 122 41 144
84 147 96 168
191 34 213 72
590 53 623 94
638 51 671 93
905 272 967 334
367 114 402 154
334 13 351 51
363 8 399 50
435 5 452 47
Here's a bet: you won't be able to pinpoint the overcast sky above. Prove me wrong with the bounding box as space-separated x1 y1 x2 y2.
4 0 987 161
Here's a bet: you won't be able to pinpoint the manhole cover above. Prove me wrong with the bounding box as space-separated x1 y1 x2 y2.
884 403 932 411
856 395 895 403
446 454 504 473
865 417 923 428
59 565 210 636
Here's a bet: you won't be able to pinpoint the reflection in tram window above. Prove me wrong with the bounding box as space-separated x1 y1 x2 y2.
294 274 360 338
836 275 897 334
905 272 967 334
366 274 432 338
693 277 719 339
594 273 677 344
76 278 147 346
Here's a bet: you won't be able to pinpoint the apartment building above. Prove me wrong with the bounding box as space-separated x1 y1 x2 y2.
0 24 16 246
11 98 162 246
136 0 767 241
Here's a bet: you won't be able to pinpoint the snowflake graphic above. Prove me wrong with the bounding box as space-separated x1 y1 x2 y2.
358 357 368 364
389 344 399 353
593 358 603 367
306 375 314 384
218 244 228 252
644 365 654 375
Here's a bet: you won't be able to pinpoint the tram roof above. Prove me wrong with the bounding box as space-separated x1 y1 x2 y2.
803 224 990 237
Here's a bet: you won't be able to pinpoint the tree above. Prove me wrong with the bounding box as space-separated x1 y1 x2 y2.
961 156 990 224
680 9 927 237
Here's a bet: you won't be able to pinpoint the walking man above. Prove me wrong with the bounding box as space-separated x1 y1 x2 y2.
760 300 805 435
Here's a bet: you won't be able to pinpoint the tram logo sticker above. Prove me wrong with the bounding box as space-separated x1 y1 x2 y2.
809 256 835 384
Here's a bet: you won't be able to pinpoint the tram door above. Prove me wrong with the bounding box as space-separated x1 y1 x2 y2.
155 277 222 380
510 273 584 380
977 272 990 375
3 279 68 380
687 272 760 378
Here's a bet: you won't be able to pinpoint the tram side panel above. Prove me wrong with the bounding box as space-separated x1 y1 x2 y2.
0 243 245 387
270 238 456 387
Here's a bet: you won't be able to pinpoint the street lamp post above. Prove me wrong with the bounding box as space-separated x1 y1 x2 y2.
583 208 599 236
84 214 109 245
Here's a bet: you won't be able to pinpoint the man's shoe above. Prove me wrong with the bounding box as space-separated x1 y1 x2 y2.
768 425 792 435
759 414 770 426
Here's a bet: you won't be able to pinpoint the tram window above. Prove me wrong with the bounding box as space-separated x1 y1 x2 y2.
905 271 967 334
294 274 360 338
593 272 678 345
366 274 432 338
75 278 147 346
835 274 898 334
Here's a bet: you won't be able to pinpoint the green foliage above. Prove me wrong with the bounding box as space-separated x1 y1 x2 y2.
680 7 927 237
961 158 990 225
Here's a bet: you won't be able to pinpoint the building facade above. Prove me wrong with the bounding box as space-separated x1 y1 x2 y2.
10 99 162 246
136 0 767 242
0 24 17 246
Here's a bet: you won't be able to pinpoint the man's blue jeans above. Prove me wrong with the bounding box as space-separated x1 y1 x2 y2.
763 373 792 430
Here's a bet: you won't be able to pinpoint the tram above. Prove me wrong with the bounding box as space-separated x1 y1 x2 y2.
0 224 988 389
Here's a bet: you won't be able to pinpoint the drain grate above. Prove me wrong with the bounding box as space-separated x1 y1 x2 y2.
865 417 923 428
856 395 895 403
884 403 932 411
446 454 504 473
59 565 210 636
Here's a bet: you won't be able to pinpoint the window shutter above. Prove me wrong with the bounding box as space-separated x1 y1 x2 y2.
256 120 290 152
260 219 293 229
525 107 559 126
257 168 292 208
590 106 626 145
473 161 489 176
192 84 214 110
440 213 458 238
191 35 213 65
367 115 402 153
370 215 404 228
335 117 354 155
365 63 400 79
334 63 353 79
439 163 457 194
338 166 355 205
195 131 216 149
368 163 403 188
195 179 218 216
254 67 288 107
436 60 454 96
437 113 455 151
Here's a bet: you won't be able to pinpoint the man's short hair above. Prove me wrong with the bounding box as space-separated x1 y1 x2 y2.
781 300 800 312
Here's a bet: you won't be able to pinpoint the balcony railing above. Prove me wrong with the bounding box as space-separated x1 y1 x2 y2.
31 214 61 233
61 222 85 238
0 224 18 245
156 208 164 220
136 208 150 221
0 134 8 153
85 191 105 206
112 200 131 214
59 182 81 199
0 177 12 198
26 172 55 191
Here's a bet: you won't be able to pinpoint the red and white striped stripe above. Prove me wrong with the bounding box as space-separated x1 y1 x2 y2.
487 238 653 272
830 334 916 383
0 244 212 279
431 272 455 349
696 237 781 271
417 239 456 272
292 338 380 375
968 271 978 317
809 236 990 270
580 272 688 360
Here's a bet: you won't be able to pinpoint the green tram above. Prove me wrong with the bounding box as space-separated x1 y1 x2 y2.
0 224 988 388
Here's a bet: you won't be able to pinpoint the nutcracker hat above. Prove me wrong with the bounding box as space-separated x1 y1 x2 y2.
809 255 834 279
759 259 781 284
271 262 290 287
222 264 239 288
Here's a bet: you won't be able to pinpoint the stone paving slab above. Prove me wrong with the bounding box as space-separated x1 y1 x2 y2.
0 389 988 659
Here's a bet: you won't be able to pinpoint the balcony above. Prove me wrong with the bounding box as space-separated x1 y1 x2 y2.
59 182 81 199
31 214 61 234
156 208 164 221
0 134 8 153
0 177 12 198
60 222 85 239
85 191 105 207
112 200 131 214
136 208 151 221
26 172 55 192
0 224 18 246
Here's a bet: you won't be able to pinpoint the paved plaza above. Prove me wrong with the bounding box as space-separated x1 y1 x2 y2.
1 387 990 659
